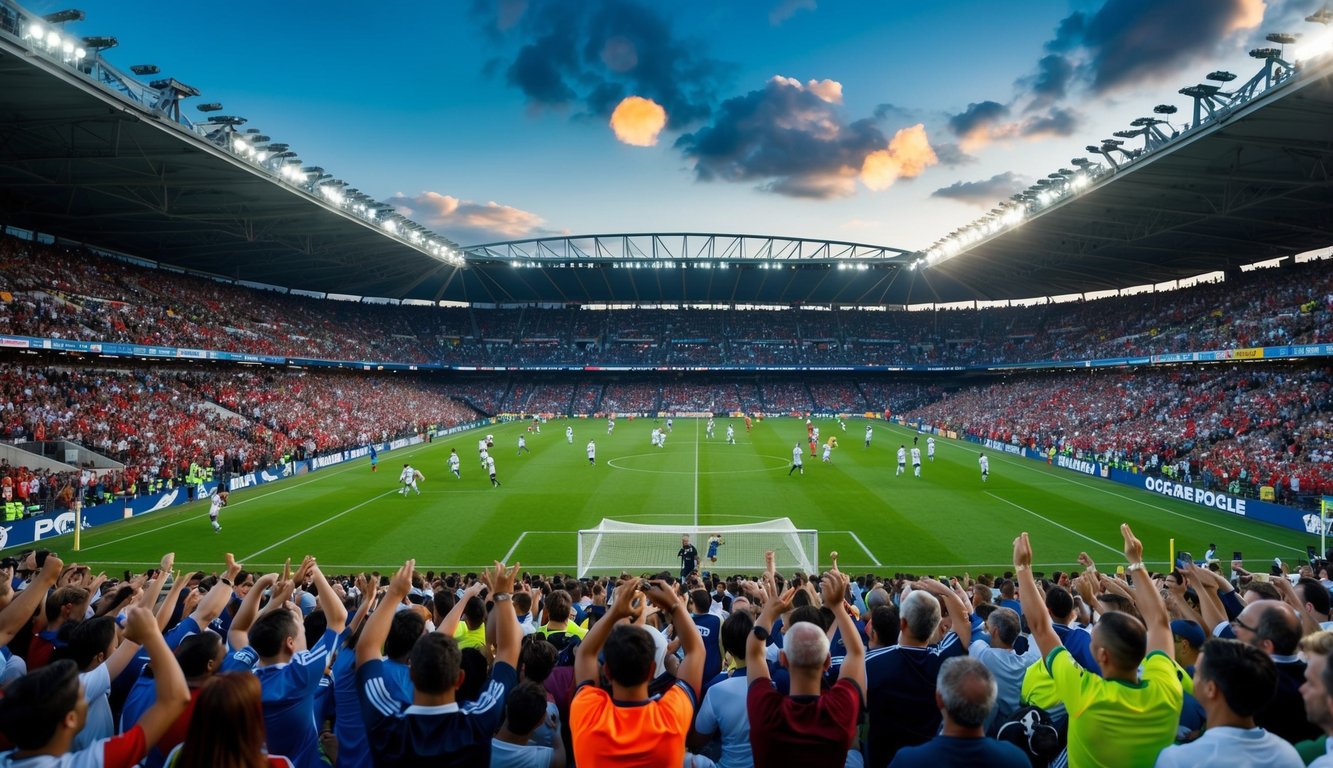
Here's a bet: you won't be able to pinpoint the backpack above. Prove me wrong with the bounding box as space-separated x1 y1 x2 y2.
995 705 1062 768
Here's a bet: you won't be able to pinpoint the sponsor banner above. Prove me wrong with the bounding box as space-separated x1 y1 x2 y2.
979 438 1023 456
1055 454 1101 476
953 433 1316 535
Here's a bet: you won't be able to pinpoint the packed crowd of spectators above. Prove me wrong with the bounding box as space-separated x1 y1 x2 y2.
4 236 1330 370
907 365 1333 502
0 365 481 513
6 523 1333 768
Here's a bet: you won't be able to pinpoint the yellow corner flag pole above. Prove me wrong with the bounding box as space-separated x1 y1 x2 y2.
1169 538 1175 571
73 501 81 552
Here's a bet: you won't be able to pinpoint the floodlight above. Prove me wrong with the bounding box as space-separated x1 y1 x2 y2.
43 9 85 24
26 22 42 38
1266 32 1298 45
130 64 159 75
1101 138 1124 146
1206 70 1237 82
1111 130 1138 139
196 103 223 112
1179 84 1220 98
1153 104 1178 114
1249 47 1282 59
1309 6 1332 24
1070 157 1090 166
206 115 246 126
81 35 117 50
45 31 59 46
150 78 201 97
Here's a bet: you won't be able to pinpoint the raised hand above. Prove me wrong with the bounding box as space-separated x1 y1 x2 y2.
121 606 158 644
1013 532 1033 569
1121 524 1143 564
821 570 850 610
761 586 797 622
224 553 242 581
387 559 415 600
1077 552 1095 571
160 552 176 573
488 561 521 594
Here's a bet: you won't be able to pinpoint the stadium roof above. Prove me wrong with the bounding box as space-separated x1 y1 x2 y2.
1 18 1331 305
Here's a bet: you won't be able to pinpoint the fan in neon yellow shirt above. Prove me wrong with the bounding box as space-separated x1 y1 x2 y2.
1012 526 1183 768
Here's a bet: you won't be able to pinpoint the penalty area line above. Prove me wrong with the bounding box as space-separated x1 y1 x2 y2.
828 530 882 567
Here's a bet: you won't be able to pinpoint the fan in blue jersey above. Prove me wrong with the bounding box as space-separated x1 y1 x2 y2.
356 558 523 768
220 556 348 768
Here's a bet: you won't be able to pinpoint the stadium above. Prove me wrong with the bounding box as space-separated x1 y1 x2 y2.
1 1 1333 767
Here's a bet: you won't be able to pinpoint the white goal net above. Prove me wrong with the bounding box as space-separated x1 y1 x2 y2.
576 518 818 577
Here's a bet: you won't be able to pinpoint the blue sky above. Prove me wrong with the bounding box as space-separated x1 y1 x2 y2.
27 0 1316 249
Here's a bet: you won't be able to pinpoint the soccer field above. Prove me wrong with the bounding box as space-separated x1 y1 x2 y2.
20 417 1321 577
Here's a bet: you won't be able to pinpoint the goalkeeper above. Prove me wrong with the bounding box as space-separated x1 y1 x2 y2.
706 533 725 566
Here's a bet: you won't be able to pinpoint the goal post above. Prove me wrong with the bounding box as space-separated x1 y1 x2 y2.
577 518 818 577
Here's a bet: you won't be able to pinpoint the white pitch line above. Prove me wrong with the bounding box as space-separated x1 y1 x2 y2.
845 530 882 567
985 492 1123 557
502 532 528 563
241 489 400 561
72 440 441 553
928 430 1309 556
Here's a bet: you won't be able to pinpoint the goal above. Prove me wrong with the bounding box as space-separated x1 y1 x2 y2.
576 518 818 577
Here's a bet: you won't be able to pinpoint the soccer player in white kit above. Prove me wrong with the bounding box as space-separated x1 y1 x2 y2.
726 424 735 445
979 452 989 482
865 425 873 448
448 449 461 479
666 417 673 433
822 442 833 463
788 443 804 476
209 489 228 533
566 425 573 444
517 435 530 455
587 440 596 465
911 446 922 477
927 436 936 462
607 418 615 434
706 417 715 439
399 464 421 496
896 445 907 476
486 455 500 487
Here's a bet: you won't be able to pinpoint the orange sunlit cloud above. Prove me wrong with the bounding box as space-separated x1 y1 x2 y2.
860 124 938 191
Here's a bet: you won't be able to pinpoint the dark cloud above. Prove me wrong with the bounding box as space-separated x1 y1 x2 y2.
931 172 1027 207
1026 54 1075 109
676 77 937 199
474 0 730 129
1020 107 1080 139
1045 0 1265 94
947 101 1010 140
932 142 978 167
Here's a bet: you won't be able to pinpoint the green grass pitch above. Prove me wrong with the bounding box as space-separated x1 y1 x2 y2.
16 418 1321 577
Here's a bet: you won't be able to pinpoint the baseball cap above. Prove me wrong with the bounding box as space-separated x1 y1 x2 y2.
1170 619 1205 650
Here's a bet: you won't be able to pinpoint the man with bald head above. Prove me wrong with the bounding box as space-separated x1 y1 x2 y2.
747 570 865 768
1230 598 1322 743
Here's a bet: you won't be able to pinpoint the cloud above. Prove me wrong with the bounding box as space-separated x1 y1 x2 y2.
860 124 938 191
933 142 978 167
947 101 1011 151
946 100 1080 150
385 191 561 245
872 102 916 123
769 0 816 25
610 96 668 146
931 172 1028 207
475 0 728 129
675 76 938 199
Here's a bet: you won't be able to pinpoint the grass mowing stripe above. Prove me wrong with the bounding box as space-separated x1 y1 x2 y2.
985 492 1122 556
240 488 402 561
693 418 700 530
